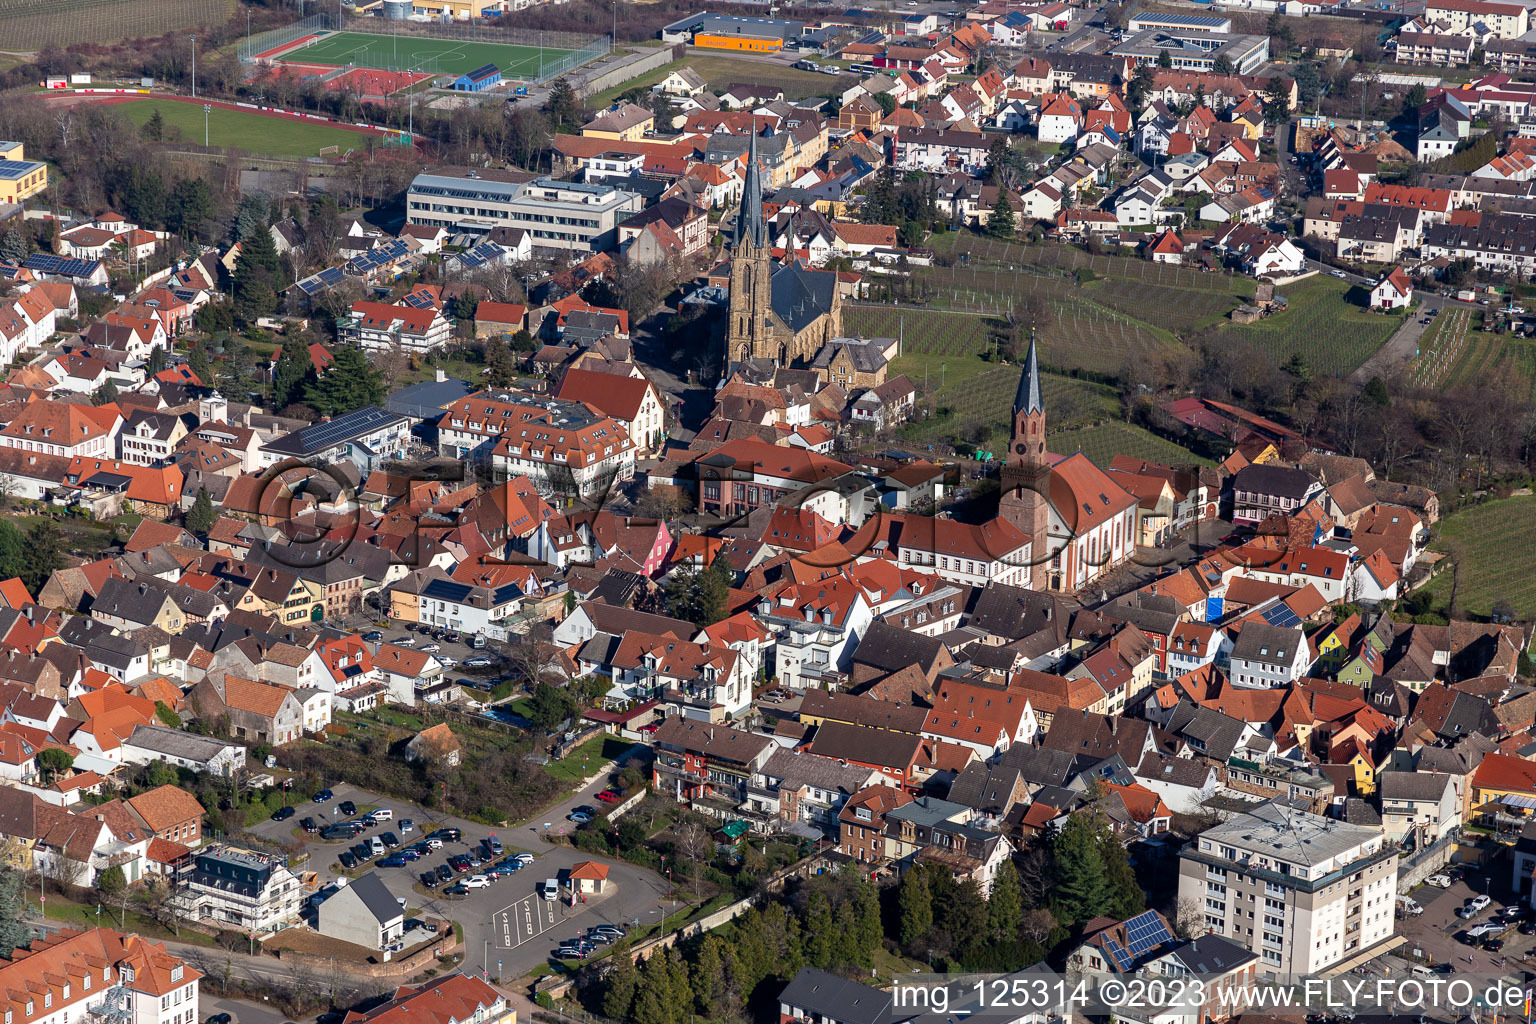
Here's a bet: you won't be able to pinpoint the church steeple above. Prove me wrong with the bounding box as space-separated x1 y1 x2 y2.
1014 336 1044 418
736 128 764 250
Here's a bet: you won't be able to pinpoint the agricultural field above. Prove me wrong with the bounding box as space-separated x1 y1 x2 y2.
280 31 571 77
112 100 369 159
1049 421 1211 470
1422 496 1536 619
1411 307 1474 389
0 0 234 50
1220 276 1402 378
1086 278 1251 335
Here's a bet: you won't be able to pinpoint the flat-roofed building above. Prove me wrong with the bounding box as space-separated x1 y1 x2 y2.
407 169 643 252
1177 801 1398 974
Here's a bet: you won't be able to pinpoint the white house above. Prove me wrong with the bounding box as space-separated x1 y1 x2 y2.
1371 267 1414 309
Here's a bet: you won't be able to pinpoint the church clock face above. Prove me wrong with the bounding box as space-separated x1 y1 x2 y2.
1015 443 1029 454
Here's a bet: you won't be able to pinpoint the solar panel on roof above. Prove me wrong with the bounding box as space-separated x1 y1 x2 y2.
1103 938 1134 971
1124 911 1174 957
24 252 98 278
0 160 40 178
400 291 436 309
1260 604 1303 629
292 406 400 453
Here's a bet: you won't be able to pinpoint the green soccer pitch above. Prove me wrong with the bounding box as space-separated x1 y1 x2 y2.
283 30 574 77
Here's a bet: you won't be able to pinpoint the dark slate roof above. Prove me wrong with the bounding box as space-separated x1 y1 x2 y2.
1231 462 1317 499
1378 770 1453 802
999 744 1077 788
777 968 893 1024
946 761 1023 815
1169 935 1257 975
969 583 1076 641
1014 337 1044 416
345 871 405 925
850 620 945 674
771 260 838 334
384 377 477 422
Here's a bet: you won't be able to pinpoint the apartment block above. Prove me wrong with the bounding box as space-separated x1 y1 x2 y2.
1177 801 1398 974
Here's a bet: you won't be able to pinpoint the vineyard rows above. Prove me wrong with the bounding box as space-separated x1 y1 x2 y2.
1411 308 1472 389
0 0 235 49
946 234 1251 294
1444 331 1507 392
1425 497 1536 618
1221 278 1398 378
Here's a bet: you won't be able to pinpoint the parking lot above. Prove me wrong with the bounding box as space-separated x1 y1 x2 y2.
247 778 672 979
1397 861 1536 977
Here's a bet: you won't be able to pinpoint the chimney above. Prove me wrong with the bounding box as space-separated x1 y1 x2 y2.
436 369 447 384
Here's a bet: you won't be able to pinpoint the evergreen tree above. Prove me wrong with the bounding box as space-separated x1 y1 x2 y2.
0 870 28 957
861 166 898 225
0 520 26 581
167 177 215 241
699 552 732 626
22 520 64 594
272 334 315 410
233 225 281 323
142 108 165 142
185 343 212 385
234 193 271 242
122 167 168 229
602 947 637 1019
94 380 118 406
146 346 167 375
832 901 860 968
509 327 536 352
545 78 583 133
989 192 1016 238
486 338 517 388
186 486 217 534
1157 49 1173 68
803 891 835 968
692 935 726 1018
899 865 934 948
1052 814 1111 924
937 878 988 948
0 229 27 264
987 859 1024 941
853 875 882 962
665 563 698 624
1100 829 1146 919
630 952 671 1024
304 346 383 416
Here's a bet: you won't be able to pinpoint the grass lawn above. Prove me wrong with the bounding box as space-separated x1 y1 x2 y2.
1220 276 1403 377
29 893 215 946
593 51 848 107
113 100 368 159
544 735 626 782
283 31 573 78
1421 496 1536 619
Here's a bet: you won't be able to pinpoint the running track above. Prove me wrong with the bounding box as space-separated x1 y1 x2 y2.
39 91 417 145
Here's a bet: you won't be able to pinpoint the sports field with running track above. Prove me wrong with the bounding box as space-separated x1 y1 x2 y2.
278 30 574 77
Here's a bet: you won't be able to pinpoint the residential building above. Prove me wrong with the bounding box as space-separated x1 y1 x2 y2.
182 845 303 932
343 974 514 1024
316 872 405 950
1178 801 1398 973
338 301 454 355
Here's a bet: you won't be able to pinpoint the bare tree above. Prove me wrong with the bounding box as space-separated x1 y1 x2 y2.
1173 894 1206 939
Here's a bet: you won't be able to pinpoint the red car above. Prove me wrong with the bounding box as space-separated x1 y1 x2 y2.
596 790 620 802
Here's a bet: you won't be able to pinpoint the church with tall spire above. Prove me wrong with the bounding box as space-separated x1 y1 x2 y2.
997 336 1143 594
999 337 1052 591
725 129 844 368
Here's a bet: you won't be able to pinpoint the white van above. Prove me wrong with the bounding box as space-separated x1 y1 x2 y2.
370 808 393 821
1411 965 1435 979
541 878 559 901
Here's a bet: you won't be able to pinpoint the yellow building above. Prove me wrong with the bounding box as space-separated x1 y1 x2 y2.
0 142 48 203
580 102 654 142
410 0 500 19
695 32 783 52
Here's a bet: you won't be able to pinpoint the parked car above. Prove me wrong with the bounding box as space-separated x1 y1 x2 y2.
464 656 494 668
424 838 444 850
554 947 588 960
381 831 400 848
420 870 439 888
338 851 357 869
208 1015 233 1024
338 801 357 817
400 819 415 834
568 811 593 824
512 852 534 865
271 805 295 822
421 643 442 653
1485 937 1506 952
378 853 410 868
464 875 492 889
592 925 625 938
495 859 522 874
1425 874 1452 888
362 631 383 642
449 854 473 872
300 817 319 833
1469 894 1492 913
393 636 417 647
430 827 462 842
487 835 503 855
596 790 620 802
443 884 470 897
313 789 333 803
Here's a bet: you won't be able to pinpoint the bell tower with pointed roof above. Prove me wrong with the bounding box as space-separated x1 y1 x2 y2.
726 129 777 364
999 337 1051 590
